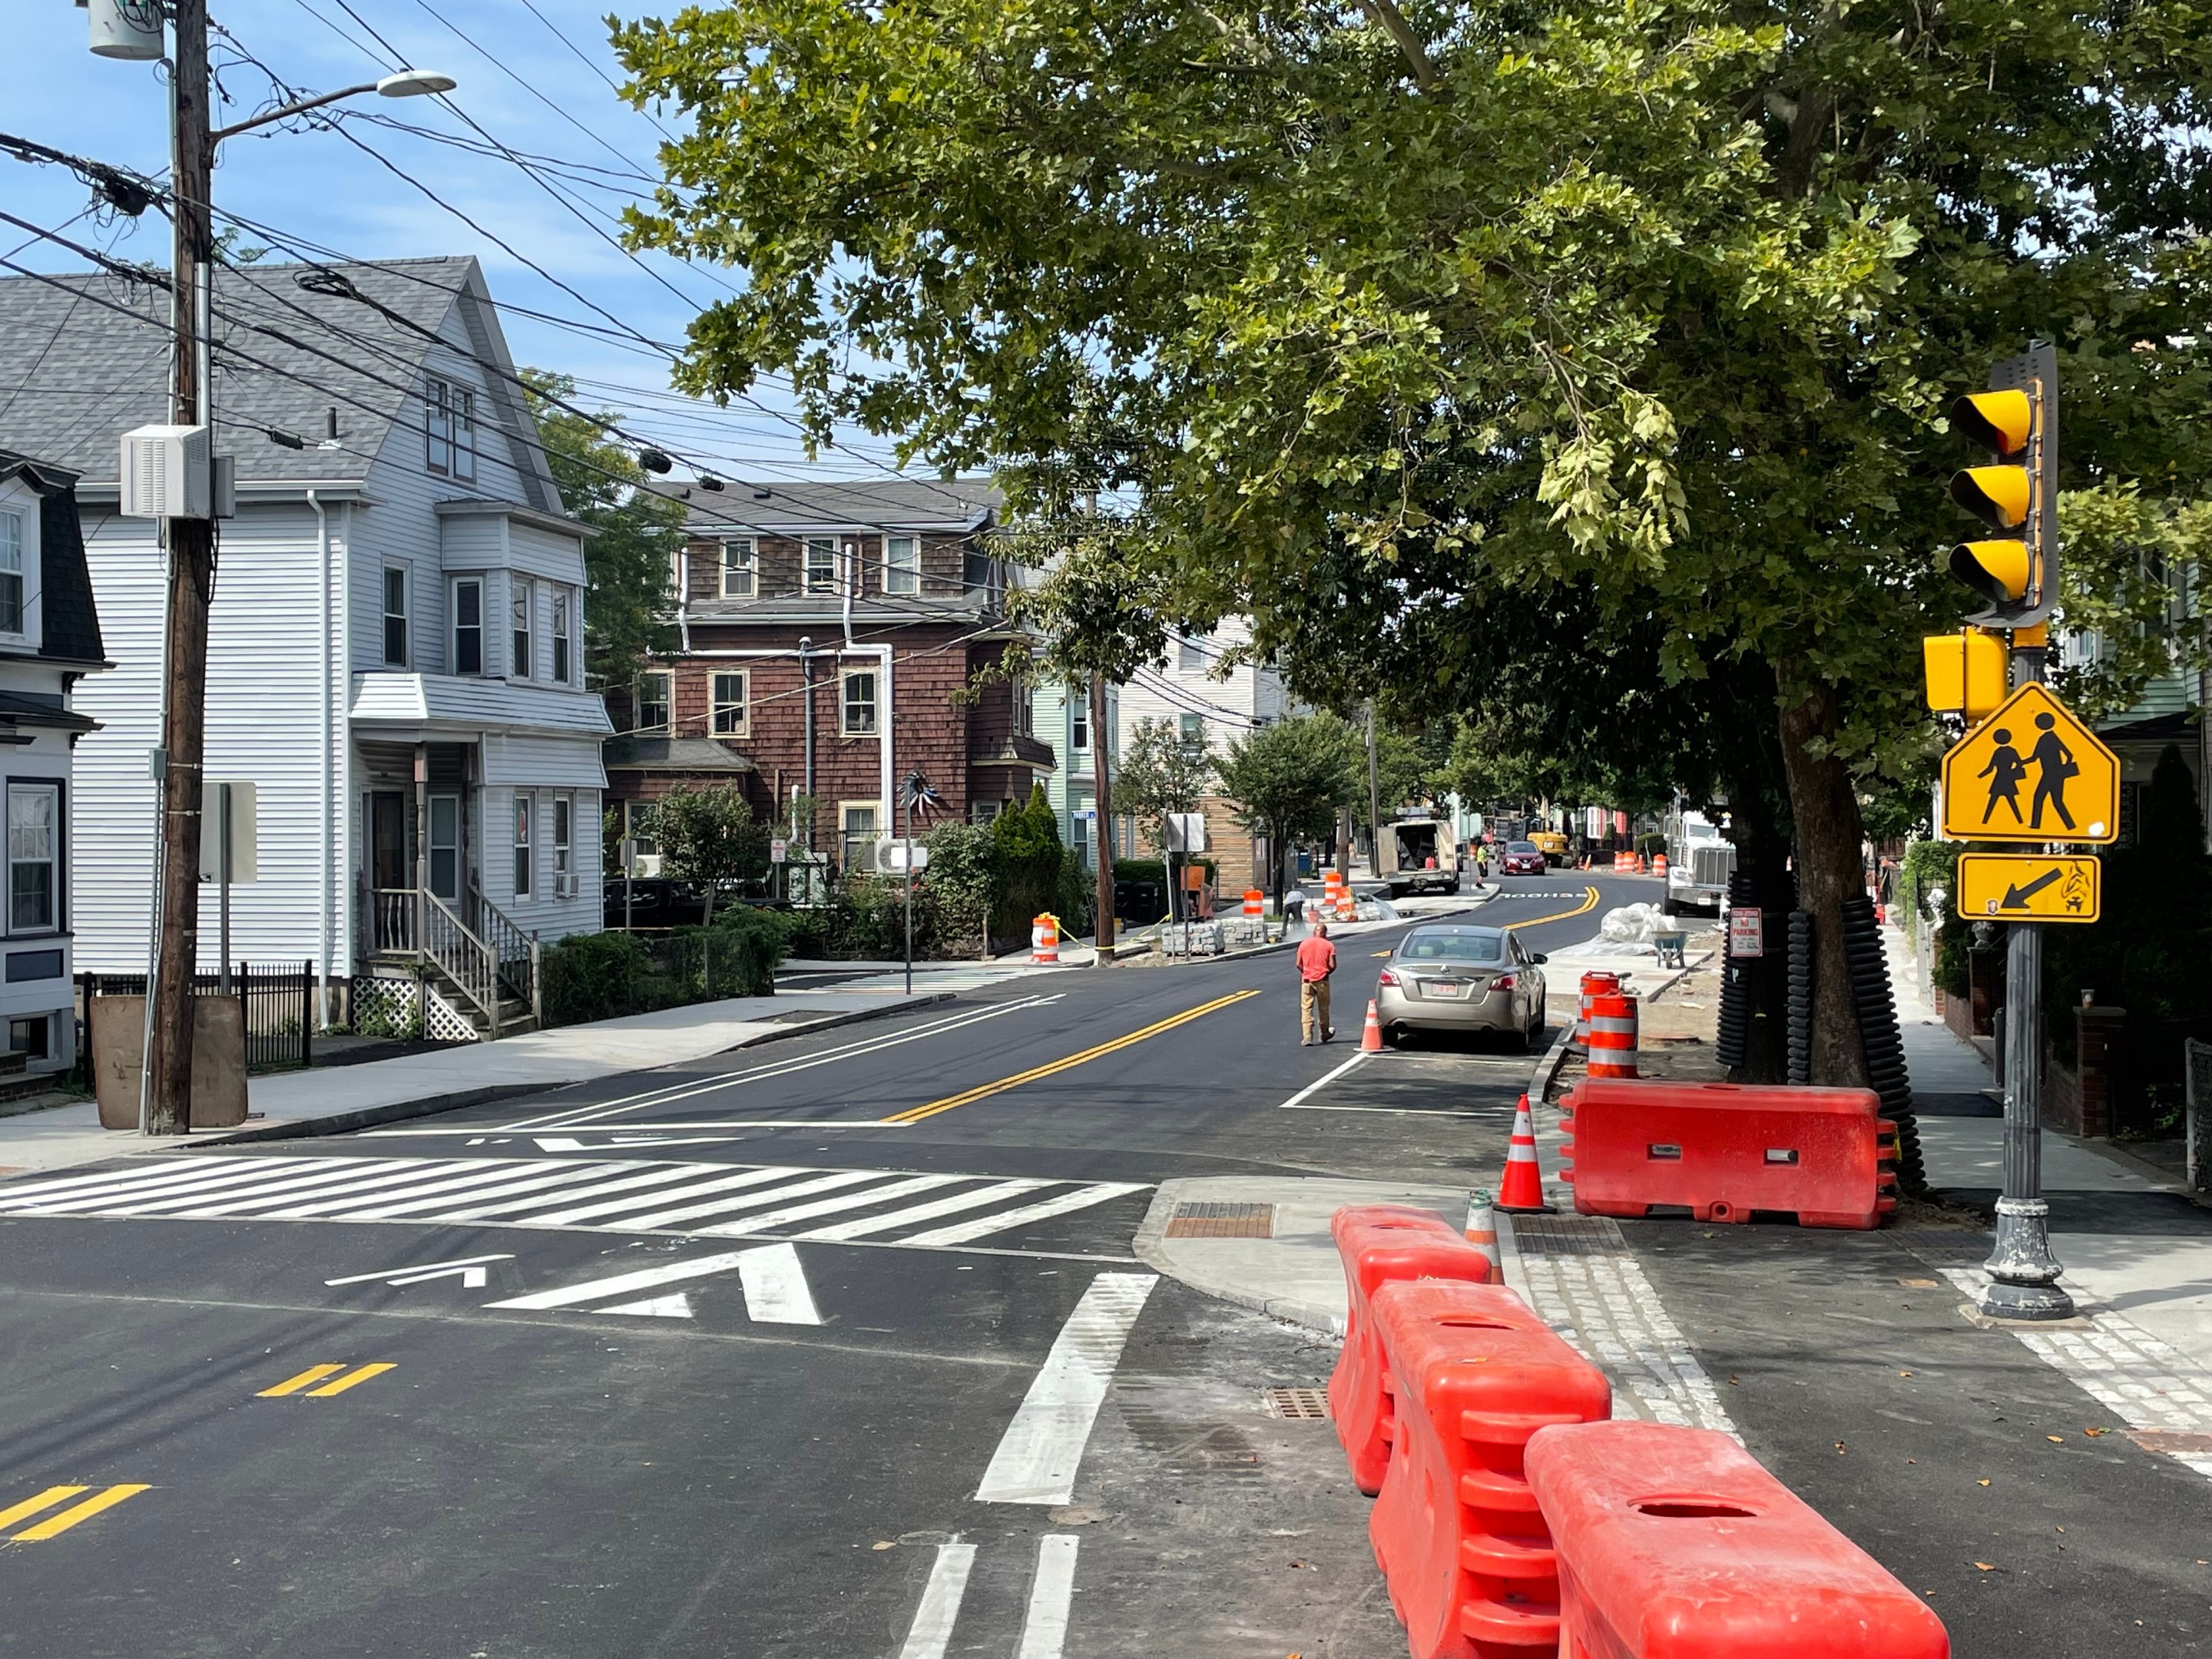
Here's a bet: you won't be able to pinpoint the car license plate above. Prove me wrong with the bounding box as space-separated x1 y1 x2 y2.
1429 981 1465 998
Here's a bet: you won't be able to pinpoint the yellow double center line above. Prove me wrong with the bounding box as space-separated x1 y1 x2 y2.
882 990 1260 1123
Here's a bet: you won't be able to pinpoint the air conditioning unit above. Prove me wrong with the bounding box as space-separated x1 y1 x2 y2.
555 871 578 899
120 425 210 520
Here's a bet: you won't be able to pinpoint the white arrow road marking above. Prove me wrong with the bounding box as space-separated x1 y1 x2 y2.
482 1242 820 1324
735 1241 820 1325
325 1253 515 1288
896 1538 976 1659
599 1293 693 1319
975 1273 1157 1505
1018 1535 1080 1659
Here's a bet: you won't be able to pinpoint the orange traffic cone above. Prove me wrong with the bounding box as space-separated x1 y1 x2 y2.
1496 1093 1549 1212
1361 998 1385 1052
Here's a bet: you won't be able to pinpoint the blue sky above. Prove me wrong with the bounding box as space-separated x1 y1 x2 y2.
3 0 905 482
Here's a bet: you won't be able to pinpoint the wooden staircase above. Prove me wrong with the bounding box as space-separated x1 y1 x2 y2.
366 886 541 1039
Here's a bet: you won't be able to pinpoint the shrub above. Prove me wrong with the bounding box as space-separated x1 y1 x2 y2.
541 931 657 1026
704 903 791 995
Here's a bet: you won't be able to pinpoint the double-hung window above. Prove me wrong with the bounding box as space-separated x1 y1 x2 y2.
840 803 879 869
1179 712 1205 750
0 511 22 635
425 377 476 481
1177 634 1207 673
382 565 409 667
711 671 747 736
885 535 920 596
512 794 534 900
510 578 534 680
450 386 475 482
8 783 58 933
804 537 838 594
720 538 756 598
1071 700 1089 757
634 670 671 733
551 589 572 684
841 669 878 736
452 578 483 675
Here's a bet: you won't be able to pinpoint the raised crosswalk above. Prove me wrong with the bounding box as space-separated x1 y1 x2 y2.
0 1156 1146 1248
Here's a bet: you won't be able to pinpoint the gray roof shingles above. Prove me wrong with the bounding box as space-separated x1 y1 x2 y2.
0 257 477 485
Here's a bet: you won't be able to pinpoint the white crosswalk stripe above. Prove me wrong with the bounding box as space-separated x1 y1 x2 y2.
0 1155 1145 1249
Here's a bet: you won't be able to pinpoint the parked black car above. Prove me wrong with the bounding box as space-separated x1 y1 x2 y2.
604 878 709 930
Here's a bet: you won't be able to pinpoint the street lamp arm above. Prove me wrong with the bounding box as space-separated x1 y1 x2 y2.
210 82 382 144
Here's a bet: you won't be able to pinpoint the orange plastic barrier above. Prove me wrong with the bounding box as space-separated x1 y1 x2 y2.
1369 1280 1611 1659
1524 1421 1949 1659
1560 1078 1899 1230
1326 1207 1497 1495
1584 992 1637 1079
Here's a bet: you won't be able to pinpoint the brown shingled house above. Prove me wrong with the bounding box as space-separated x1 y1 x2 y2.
605 477 1053 876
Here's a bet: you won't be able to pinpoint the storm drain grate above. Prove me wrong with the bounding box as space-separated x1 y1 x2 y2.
1261 1386 1333 1421
1509 1214 1631 1257
1166 1201 1275 1238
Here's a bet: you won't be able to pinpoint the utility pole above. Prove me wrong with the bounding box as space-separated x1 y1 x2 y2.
1365 700 1382 876
146 0 217 1135
1089 671 1114 959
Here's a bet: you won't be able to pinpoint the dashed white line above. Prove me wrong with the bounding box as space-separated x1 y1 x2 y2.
895 1538 977 1659
1017 1534 1080 1659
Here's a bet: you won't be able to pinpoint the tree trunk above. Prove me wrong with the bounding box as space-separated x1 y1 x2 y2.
1774 667 1870 1088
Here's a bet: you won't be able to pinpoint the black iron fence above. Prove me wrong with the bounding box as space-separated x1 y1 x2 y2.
75 961 316 1076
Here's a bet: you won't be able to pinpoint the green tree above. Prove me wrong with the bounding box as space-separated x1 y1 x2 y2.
1115 717 1213 853
1216 714 1363 907
614 0 2212 1083
521 369 679 697
647 782 770 926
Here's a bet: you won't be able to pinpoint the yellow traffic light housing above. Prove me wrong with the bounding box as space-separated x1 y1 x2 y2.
1941 346 2056 629
1951 389 2033 456
1922 628 2009 719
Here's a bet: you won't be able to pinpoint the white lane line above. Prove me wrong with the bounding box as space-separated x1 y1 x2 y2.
505 995 1057 1132
1275 1050 1369 1111
521 1164 805 1228
1017 1535 1080 1659
902 1184 1147 1248
975 1272 1157 1505
485 1250 762 1311
736 1241 822 1325
618 1168 896 1232
896 1538 977 1659
1283 1104 1500 1118
796 1178 1052 1243
324 1253 515 1287
694 1174 962 1236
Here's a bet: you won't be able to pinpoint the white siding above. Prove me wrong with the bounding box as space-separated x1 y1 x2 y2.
72 498 347 973
1114 614 1286 760
480 782 601 940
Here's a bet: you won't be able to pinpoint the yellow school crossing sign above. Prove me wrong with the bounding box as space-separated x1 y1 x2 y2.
1940 683 2118 844
1958 853 2101 923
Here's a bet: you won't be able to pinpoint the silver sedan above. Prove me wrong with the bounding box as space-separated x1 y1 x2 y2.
1374 924 1548 1050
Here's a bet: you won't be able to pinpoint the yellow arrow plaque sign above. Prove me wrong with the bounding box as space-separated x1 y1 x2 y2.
1940 683 2119 843
1957 853 2101 924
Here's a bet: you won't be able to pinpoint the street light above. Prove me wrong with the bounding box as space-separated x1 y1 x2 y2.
211 70 459 144
94 1 456 1136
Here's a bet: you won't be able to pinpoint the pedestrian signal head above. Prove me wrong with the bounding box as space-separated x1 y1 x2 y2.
1947 538 2032 608
1952 389 2033 455
1922 628 2008 719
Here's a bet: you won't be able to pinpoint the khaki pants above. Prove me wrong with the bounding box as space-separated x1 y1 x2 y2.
1300 978 1333 1043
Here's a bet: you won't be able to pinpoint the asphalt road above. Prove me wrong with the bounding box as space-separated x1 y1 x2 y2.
0 870 1647 1659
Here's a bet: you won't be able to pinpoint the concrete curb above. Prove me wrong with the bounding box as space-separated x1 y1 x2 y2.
1532 1025 1579 1105
1131 1179 1349 1335
186 992 958 1151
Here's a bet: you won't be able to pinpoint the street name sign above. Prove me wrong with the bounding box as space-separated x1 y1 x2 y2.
1958 853 2101 924
1940 683 2118 843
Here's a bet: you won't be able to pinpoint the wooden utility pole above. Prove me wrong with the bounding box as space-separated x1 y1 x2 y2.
1089 671 1114 957
147 0 216 1134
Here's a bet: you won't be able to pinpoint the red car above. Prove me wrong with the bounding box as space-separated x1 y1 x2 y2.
1500 839 1547 876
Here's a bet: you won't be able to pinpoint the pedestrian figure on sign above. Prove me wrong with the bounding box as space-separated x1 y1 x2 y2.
2027 711 2079 831
1297 917 1337 1047
1977 728 2028 825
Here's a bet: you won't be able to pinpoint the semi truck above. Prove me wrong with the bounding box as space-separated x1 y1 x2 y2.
1664 810 1736 913
1375 817 1461 898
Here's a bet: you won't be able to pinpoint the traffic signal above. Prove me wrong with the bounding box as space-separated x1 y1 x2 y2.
1941 345 2057 629
1921 627 2008 719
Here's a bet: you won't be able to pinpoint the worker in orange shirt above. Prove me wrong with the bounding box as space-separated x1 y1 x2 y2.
1297 916 1338 1046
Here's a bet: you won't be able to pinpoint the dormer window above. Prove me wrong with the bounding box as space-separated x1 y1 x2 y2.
0 510 21 636
426 377 476 482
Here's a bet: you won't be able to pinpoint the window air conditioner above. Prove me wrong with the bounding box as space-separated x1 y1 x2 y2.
120 426 212 520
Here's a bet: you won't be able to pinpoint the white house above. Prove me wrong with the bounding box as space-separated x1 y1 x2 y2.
0 258 609 1036
1115 617 1291 888
0 455 108 1077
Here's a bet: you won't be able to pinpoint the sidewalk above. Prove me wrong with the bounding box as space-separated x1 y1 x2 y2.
0 988 948 1181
